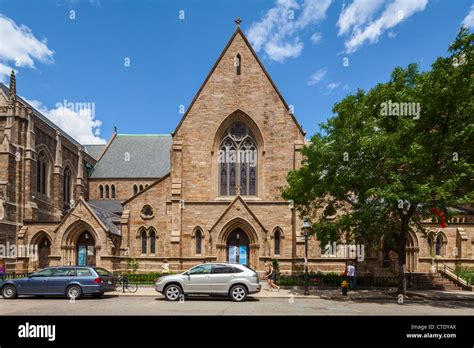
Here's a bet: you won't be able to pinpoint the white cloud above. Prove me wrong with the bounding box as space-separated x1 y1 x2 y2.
24 98 106 145
337 0 385 36
338 0 428 54
0 63 14 83
248 0 333 62
307 67 327 85
323 82 340 95
310 32 323 44
0 14 54 67
462 4 474 29
387 31 397 39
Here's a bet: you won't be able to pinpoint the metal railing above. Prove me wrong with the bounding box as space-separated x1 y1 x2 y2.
436 262 472 288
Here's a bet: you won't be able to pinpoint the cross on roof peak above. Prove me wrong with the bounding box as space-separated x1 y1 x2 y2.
235 17 242 27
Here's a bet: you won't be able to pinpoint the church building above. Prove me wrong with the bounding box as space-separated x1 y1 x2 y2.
0 22 472 276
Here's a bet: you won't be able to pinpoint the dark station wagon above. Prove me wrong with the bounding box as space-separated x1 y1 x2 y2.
0 266 118 300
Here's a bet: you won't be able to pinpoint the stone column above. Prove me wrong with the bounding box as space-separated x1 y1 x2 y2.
53 130 63 219
23 110 36 220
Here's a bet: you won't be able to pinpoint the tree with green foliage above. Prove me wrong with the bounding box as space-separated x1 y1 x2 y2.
283 28 473 294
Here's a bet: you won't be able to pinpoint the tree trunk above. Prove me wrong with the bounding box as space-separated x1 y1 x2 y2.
397 214 410 295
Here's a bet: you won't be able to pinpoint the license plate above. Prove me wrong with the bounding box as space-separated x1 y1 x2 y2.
108 281 112 285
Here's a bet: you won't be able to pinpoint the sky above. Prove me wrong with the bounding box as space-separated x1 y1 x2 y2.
0 0 472 144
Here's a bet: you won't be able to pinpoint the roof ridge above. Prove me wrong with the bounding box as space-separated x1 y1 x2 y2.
117 134 172 137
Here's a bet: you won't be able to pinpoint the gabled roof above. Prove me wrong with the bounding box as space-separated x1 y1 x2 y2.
173 27 305 136
87 202 121 236
87 199 123 215
0 83 83 148
55 198 121 236
83 144 106 160
90 134 172 179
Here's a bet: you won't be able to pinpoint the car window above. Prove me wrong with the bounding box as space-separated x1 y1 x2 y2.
94 268 112 276
211 265 241 274
189 264 212 275
53 268 75 277
31 269 54 277
76 268 93 277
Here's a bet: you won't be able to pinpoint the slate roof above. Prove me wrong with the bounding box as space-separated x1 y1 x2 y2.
0 83 82 148
84 145 105 160
87 200 123 215
90 134 172 179
88 202 121 236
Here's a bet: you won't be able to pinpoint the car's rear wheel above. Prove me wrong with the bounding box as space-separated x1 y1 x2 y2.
66 285 83 300
230 285 247 302
2 285 18 299
164 284 182 301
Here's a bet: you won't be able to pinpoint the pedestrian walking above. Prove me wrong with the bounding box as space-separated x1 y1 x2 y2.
265 262 280 292
347 261 356 290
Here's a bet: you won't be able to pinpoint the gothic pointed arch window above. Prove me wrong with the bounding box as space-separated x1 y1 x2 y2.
111 184 116 199
63 166 72 203
274 229 281 255
105 185 110 199
195 229 202 255
140 229 147 255
37 151 49 195
99 185 104 199
219 122 257 196
133 184 138 195
235 54 241 75
150 229 156 255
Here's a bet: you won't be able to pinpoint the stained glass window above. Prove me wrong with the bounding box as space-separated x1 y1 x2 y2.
219 122 257 196
37 152 48 195
63 166 72 203
141 230 147 254
195 230 202 255
150 229 156 254
274 229 281 255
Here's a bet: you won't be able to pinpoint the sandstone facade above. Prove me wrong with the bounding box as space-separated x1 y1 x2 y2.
0 25 473 276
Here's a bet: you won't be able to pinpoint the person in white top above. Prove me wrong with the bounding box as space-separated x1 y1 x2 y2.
162 260 170 274
346 262 356 290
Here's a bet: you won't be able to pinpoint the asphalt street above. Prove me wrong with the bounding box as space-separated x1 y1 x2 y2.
0 295 473 315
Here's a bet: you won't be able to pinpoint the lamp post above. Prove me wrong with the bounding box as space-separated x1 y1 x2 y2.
301 217 312 296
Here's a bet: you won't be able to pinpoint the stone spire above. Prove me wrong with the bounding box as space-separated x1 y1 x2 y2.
9 70 16 100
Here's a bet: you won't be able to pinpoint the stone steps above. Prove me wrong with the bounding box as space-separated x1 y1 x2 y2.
411 273 463 291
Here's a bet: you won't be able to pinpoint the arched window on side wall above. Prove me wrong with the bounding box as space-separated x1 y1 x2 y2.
105 185 109 199
111 184 116 199
37 151 49 195
435 235 442 256
63 166 72 203
133 185 138 195
150 229 156 254
141 229 147 255
99 185 104 199
139 184 144 191
274 229 281 255
195 229 202 255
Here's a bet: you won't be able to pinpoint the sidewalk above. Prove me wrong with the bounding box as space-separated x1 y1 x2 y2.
113 283 474 301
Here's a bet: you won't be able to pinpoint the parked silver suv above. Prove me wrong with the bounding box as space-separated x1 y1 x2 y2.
155 263 261 302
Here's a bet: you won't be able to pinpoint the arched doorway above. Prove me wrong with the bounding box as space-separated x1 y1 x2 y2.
76 231 96 266
226 228 250 266
38 237 51 269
